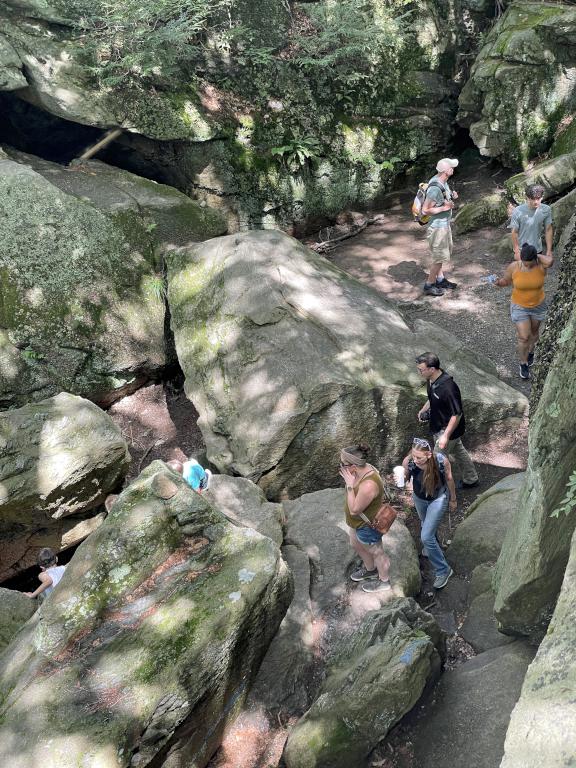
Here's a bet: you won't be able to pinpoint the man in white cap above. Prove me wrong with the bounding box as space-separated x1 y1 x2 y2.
421 158 459 296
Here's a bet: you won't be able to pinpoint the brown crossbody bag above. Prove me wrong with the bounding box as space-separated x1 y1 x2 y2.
357 483 397 535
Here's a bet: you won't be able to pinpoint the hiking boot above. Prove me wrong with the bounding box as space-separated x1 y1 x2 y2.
436 277 458 290
527 351 535 366
433 568 453 590
423 283 444 297
519 363 530 380
350 566 378 582
362 579 391 593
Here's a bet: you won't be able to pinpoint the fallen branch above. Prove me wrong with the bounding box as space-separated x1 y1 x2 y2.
310 220 369 252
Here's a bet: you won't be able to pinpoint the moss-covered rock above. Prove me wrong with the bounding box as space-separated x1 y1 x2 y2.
0 392 129 581
0 460 293 768
0 33 26 90
453 192 508 235
0 587 36 652
458 2 576 167
500 525 576 768
504 150 576 202
166 230 527 500
493 231 576 638
0 151 225 407
500 535 576 768
447 473 525 574
0 0 471 232
283 598 444 768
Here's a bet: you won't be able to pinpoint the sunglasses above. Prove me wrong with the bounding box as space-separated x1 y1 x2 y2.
412 437 431 450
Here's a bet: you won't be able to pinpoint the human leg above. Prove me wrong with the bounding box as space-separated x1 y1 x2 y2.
449 437 478 485
514 318 532 364
529 317 541 352
364 541 390 582
413 494 451 578
349 527 376 572
424 227 451 296
433 431 478 485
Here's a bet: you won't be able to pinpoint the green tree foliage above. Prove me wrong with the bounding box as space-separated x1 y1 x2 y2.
74 0 229 85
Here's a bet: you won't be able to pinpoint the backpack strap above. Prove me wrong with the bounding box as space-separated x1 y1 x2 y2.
425 180 447 199
436 452 446 483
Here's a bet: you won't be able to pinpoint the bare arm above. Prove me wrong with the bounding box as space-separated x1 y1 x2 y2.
422 198 454 216
345 478 380 516
511 228 520 261
418 400 430 419
542 224 554 258
401 453 412 482
495 263 515 287
24 572 53 599
437 415 461 449
443 456 457 511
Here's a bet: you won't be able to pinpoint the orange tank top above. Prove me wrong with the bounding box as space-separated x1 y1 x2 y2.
511 264 545 308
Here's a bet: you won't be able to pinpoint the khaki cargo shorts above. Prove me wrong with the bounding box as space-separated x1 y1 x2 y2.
426 225 453 266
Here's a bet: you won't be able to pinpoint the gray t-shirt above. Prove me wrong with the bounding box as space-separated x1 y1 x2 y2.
425 175 453 228
509 202 553 253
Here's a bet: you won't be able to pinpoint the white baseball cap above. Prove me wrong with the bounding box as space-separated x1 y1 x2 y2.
436 158 459 172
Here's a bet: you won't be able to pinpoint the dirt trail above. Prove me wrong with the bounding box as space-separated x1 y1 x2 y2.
326 158 556 393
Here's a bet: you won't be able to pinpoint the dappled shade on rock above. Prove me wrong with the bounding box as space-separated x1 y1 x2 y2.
0 392 129 582
0 460 292 768
0 150 225 407
283 598 444 768
166 230 527 500
500 526 576 768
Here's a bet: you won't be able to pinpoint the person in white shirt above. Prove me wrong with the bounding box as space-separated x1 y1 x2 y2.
24 547 66 600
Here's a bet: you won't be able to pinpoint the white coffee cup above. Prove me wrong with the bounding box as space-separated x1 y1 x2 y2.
393 466 405 488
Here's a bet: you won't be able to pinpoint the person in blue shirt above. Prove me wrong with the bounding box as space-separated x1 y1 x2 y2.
167 458 211 492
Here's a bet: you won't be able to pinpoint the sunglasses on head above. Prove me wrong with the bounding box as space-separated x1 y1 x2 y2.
412 437 431 450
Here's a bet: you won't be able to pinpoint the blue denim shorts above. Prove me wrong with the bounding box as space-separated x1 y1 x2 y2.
510 301 547 323
356 525 383 546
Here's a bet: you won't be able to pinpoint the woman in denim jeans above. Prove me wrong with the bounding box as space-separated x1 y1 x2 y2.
401 438 457 589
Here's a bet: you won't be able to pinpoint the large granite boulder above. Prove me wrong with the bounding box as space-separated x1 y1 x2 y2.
0 460 292 768
460 565 515 653
283 598 444 768
500 525 576 768
167 230 527 500
504 151 576 203
410 641 535 768
494 283 576 640
284 488 421 608
204 474 284 546
0 150 225 407
453 191 508 235
458 3 576 167
0 392 129 582
0 587 36 652
446 473 524 574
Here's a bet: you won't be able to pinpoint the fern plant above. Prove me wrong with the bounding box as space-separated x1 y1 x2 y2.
551 470 576 518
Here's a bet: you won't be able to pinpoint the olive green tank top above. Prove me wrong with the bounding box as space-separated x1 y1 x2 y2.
345 467 384 529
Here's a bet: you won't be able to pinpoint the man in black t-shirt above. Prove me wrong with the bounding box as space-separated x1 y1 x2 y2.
415 352 479 487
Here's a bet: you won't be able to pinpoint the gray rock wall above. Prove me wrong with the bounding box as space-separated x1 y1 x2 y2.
0 392 129 581
494 292 576 640
500 525 576 768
